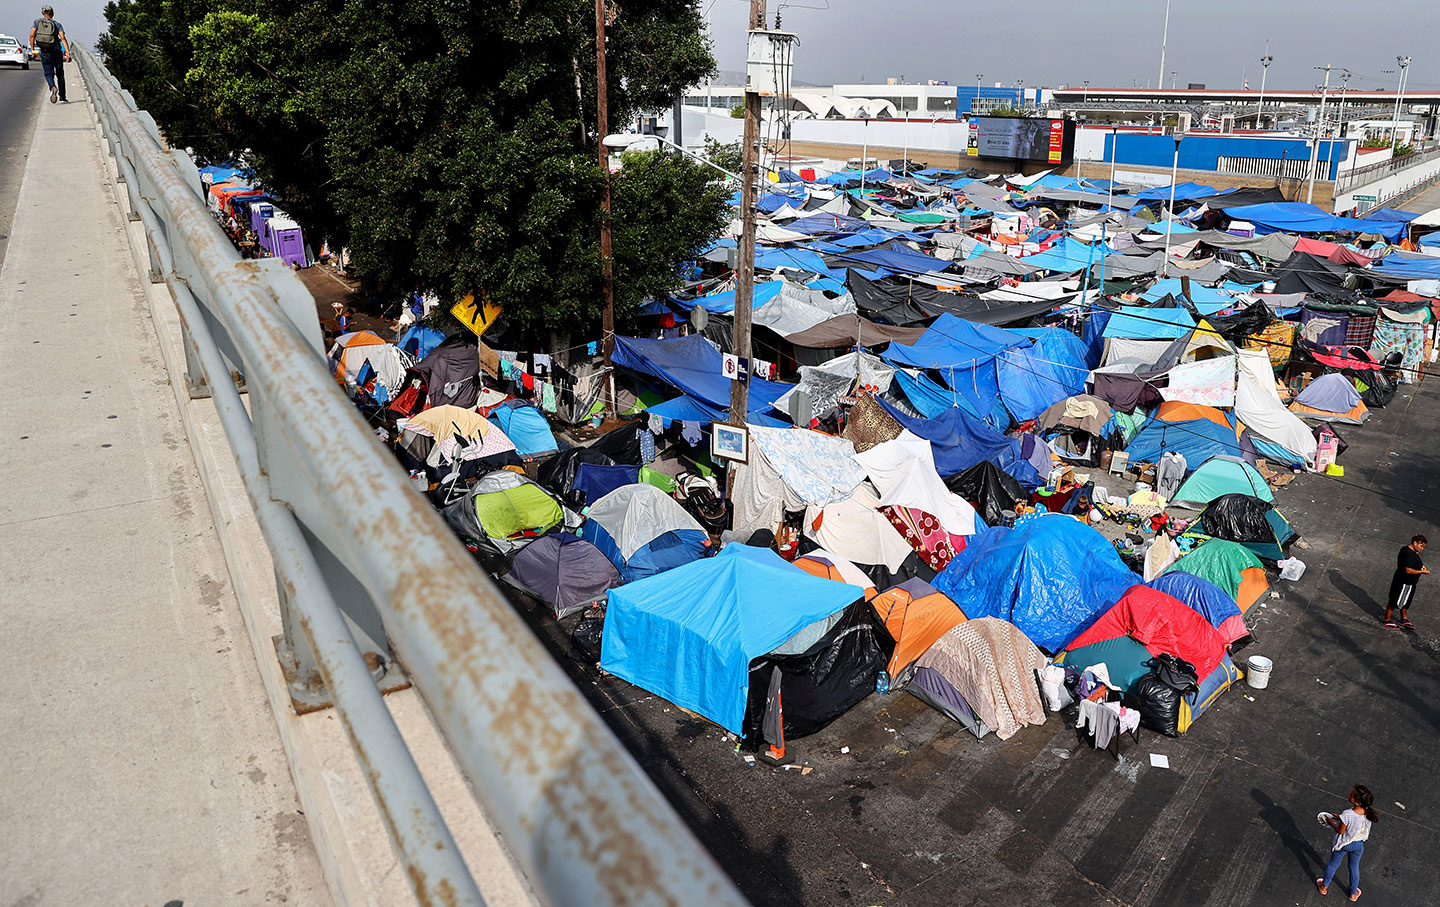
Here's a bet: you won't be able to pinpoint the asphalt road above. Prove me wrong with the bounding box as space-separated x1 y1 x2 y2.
0 65 46 271
504 376 1440 906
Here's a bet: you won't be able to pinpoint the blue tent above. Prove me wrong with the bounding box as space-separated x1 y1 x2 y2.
931 515 1138 653
1362 208 1419 223
786 213 870 235
753 248 831 274
1225 202 1407 242
682 280 785 314
995 340 1088 423
397 325 447 361
490 401 559 459
1020 237 1114 274
572 463 642 507
1010 327 1090 387
581 484 710 583
1125 414 1241 466
600 544 863 733
611 334 794 413
831 227 929 247
893 367 1009 426
835 241 951 276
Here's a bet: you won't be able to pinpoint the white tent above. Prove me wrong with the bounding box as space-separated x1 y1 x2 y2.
853 431 978 536
802 482 914 571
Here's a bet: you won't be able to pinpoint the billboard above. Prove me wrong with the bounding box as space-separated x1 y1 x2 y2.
967 117 1074 164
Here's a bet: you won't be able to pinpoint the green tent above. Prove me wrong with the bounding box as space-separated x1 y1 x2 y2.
473 483 564 540
1162 539 1269 611
1172 456 1273 508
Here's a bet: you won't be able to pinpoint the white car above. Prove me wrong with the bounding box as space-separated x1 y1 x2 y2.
0 34 29 69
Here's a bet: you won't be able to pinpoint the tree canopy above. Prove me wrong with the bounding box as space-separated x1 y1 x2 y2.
97 0 729 330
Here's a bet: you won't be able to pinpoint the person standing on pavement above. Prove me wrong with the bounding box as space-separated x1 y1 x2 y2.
28 5 70 105
1316 785 1377 901
1383 534 1429 629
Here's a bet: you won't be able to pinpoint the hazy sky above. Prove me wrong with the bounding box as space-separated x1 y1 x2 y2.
6 0 1439 96
703 0 1440 93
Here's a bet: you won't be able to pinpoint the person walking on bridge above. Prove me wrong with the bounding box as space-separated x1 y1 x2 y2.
28 5 70 104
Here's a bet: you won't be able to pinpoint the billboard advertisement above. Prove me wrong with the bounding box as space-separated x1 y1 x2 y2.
970 117 1075 164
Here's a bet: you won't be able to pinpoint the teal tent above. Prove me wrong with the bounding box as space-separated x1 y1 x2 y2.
1172 456 1273 508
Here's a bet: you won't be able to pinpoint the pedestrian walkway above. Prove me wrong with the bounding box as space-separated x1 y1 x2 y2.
0 68 331 906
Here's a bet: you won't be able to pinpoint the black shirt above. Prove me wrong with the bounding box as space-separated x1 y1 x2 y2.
1395 546 1424 587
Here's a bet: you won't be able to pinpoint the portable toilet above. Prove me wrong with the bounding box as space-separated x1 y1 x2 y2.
266 213 308 267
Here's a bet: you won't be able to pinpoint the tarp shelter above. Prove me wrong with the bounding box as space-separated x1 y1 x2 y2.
910 617 1048 740
853 432 979 537
581 484 709 582
793 550 879 601
441 470 572 555
599 544 866 735
1066 584 1229 679
884 312 1026 371
1102 306 1196 340
1171 456 1272 507
732 427 867 536
1195 494 1298 561
870 578 966 679
328 331 408 393
1146 572 1248 644
944 462 1027 528
397 324 447 361
611 334 794 420
873 397 1031 481
1225 202 1407 242
1290 372 1369 424
1234 348 1318 465
803 483 916 573
931 515 1138 653
504 532 621 618
415 335 482 408
1163 539 1269 612
490 400 559 459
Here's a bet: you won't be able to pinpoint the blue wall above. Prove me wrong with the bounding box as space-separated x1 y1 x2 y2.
962 86 1044 113
1104 134 1350 180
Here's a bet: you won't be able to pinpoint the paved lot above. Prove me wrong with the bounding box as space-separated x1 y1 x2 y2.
506 378 1440 906
0 66 45 269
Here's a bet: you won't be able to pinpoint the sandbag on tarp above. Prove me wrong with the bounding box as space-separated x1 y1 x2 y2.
743 596 890 746
504 532 621 618
944 461 1026 528
931 515 1139 653
601 545 866 734
1147 572 1248 644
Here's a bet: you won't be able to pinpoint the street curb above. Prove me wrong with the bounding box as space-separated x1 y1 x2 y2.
75 67 538 907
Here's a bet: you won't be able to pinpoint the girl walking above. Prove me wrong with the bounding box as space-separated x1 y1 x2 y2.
1317 785 1377 901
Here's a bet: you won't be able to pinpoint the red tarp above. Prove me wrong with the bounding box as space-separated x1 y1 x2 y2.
1066 584 1228 679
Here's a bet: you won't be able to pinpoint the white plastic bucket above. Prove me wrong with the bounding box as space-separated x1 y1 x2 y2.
1246 655 1274 690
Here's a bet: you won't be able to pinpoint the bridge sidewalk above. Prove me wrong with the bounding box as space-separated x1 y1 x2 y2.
0 68 331 906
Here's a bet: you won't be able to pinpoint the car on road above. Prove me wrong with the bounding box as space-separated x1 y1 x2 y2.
0 34 30 69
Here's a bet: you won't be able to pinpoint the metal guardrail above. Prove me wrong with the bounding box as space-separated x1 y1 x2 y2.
1336 144 1440 192
74 44 747 907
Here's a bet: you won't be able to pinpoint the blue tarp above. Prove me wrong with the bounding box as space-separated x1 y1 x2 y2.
612 334 795 413
1125 415 1240 466
684 280 785 314
491 402 559 458
1101 306 1196 340
396 325 447 361
1134 182 1224 201
644 392 791 428
1139 279 1240 307
600 545 863 733
885 312 1025 370
1372 252 1440 279
1362 208 1419 223
831 227 929 247
875 396 1028 481
1226 203 1407 242
893 368 1001 424
786 213 870 235
753 248 836 277
1419 233 1440 247
932 515 1139 653
1020 237 1114 274
572 463 642 507
996 339 1087 422
834 241 951 276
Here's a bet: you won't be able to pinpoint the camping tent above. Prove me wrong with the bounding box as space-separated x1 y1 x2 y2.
328 331 409 393
600 544 869 735
441 470 575 555
870 578 966 679
1195 494 1298 561
1065 584 1229 679
931 515 1138 653
793 550 880 600
1290 373 1369 424
1146 571 1248 644
414 335 482 408
581 484 710 582
491 400 560 459
504 533 621 618
910 617 1048 740
1162 539 1269 611
1124 402 1244 468
1171 456 1273 507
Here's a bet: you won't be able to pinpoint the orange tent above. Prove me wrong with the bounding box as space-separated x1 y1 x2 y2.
793 551 877 601
1154 401 1233 431
870 578 965 677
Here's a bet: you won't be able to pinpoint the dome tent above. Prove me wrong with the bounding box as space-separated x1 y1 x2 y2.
441 470 578 556
1162 539 1269 612
1171 456 1272 508
580 484 710 582
504 532 621 618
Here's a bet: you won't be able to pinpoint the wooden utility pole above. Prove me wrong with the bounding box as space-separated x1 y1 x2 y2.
728 0 766 426
596 0 615 372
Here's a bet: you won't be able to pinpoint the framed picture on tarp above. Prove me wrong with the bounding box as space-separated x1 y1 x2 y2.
711 422 749 464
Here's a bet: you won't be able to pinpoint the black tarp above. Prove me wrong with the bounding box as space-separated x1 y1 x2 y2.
1193 186 1288 210
1204 300 1275 342
537 447 615 505
945 461 1026 527
846 270 1060 327
1269 252 1355 297
741 597 890 747
1199 493 1277 543
586 421 647 463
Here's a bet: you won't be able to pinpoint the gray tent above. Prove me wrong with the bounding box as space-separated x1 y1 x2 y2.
504 532 621 618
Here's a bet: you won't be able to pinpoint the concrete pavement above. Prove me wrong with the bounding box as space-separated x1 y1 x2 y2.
0 66 46 269
0 59 331 906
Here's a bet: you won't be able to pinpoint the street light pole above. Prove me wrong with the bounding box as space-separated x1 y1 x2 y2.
1157 0 1172 97
1162 135 1181 278
596 0 615 386
729 0 767 426
1258 42 1273 128
1392 55 1412 149
1306 63 1332 206
975 73 983 114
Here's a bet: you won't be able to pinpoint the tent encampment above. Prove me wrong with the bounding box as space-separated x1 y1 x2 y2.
504 532 621 618
1194 494 1298 561
1065 584 1229 679
581 484 710 582
1171 456 1273 507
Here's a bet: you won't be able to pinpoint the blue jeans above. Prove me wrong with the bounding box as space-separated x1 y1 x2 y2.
40 48 66 100
1323 841 1364 891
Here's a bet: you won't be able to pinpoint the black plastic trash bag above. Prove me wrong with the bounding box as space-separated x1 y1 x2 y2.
945 461 1026 527
1124 673 1182 737
1200 493 1275 542
570 612 606 663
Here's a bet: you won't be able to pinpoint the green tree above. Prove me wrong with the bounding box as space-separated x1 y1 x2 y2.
98 0 725 331
703 137 743 174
